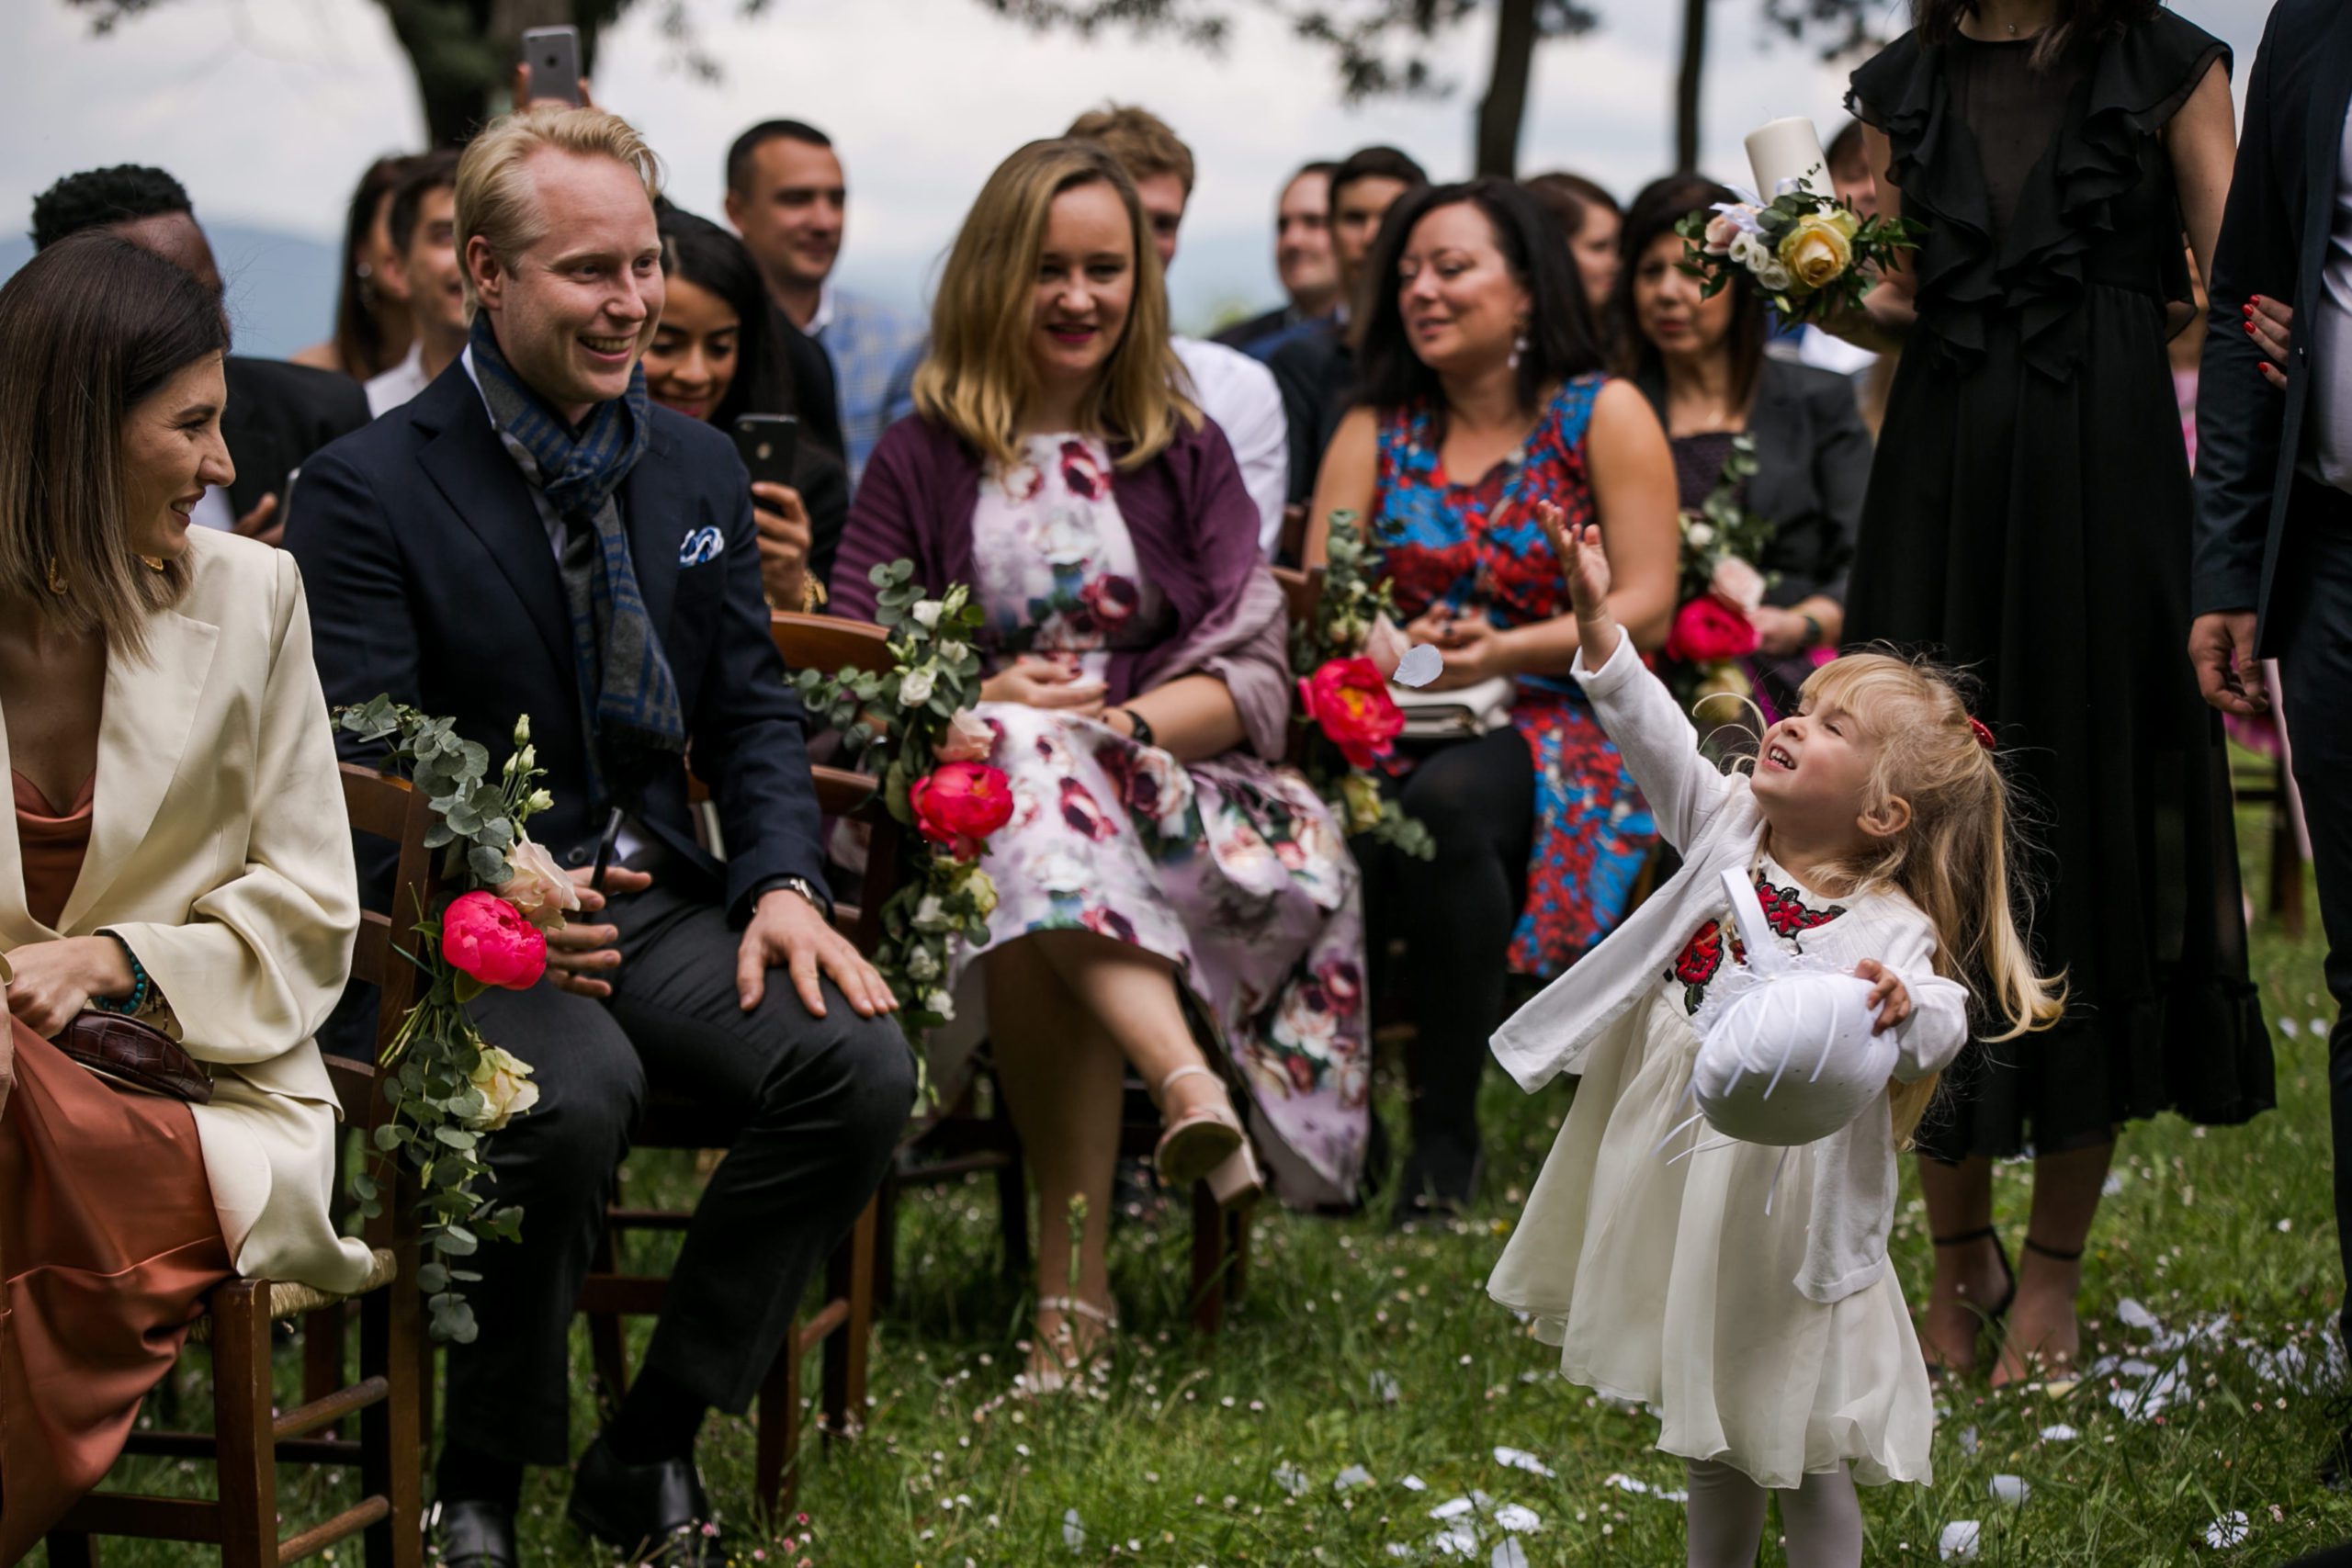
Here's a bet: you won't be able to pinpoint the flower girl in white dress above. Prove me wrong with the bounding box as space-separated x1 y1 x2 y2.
1487 504 2064 1566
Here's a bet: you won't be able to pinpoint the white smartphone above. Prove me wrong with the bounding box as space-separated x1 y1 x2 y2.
520 26 582 107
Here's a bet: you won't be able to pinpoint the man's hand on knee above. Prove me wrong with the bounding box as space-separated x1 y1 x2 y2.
737 887 899 1020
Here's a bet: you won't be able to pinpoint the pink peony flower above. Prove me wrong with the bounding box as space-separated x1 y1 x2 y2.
910 761 1015 860
1666 595 1760 663
441 891 548 990
1297 656 1406 770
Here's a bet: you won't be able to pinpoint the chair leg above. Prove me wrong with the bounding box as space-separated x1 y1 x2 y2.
1190 1183 1226 1336
211 1280 280 1568
1227 1206 1250 1303
872 1171 900 1310
358 1272 426 1567
586 1226 631 1416
42 1531 98 1566
822 1198 876 1440
303 1297 347 1439
996 1150 1031 1285
756 1322 801 1525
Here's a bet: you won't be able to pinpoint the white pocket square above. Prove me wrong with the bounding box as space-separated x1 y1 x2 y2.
678 525 726 567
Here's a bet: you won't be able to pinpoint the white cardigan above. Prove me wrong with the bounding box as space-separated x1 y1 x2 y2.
1491 636 1972 1303
0 532 374 1294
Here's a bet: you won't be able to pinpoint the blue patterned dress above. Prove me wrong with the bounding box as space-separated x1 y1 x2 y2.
1374 375 1657 977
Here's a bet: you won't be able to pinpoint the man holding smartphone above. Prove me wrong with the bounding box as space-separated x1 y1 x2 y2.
286 106 912 1568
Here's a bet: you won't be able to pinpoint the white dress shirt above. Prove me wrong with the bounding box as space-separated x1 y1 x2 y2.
365 343 432 418
1171 336 1289 558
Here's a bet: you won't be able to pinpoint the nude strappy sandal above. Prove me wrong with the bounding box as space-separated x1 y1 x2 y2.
1015 1294 1120 1396
1155 1063 1261 1206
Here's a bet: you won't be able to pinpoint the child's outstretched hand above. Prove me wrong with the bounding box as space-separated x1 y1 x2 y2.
1853 959 1913 1035
1535 501 1611 622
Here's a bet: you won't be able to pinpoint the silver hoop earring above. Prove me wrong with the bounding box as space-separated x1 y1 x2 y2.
1508 328 1530 371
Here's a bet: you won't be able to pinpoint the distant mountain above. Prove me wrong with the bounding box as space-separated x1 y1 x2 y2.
0 222 341 363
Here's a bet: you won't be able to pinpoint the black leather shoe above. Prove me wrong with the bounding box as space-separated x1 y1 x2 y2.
428 1498 517 1568
566 1434 724 1565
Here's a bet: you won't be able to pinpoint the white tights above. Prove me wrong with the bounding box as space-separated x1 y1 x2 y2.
1682 1459 1862 1568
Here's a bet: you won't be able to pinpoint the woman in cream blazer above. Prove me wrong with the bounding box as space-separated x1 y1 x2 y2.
0 233 368 1562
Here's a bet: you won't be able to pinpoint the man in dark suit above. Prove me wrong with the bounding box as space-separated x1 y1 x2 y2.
29 165 370 545
1213 160 1341 359
285 107 913 1566
2190 0 2352 1478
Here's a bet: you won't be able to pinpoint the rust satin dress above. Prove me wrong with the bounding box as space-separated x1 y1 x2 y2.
0 771 232 1565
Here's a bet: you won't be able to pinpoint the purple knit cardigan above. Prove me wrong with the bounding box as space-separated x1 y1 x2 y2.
832 413 1293 761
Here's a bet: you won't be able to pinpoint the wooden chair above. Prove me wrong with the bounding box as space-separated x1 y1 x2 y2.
2231 742 2307 937
45 764 432 1568
1277 502 1310 567
572 613 902 1521
1271 563 1324 637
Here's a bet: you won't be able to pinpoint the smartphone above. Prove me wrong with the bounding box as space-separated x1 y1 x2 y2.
520 26 583 107
732 413 800 491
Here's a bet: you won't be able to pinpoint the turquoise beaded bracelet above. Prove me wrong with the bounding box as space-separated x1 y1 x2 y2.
91 930 151 1017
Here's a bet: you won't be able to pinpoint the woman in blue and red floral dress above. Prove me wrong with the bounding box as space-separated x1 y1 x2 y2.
1309 177 1679 1219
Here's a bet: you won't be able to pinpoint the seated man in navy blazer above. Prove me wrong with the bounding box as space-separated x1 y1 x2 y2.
285 106 913 1568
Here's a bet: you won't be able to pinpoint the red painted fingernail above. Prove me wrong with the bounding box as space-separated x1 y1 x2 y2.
2246 322 2256 333
2251 295 2264 304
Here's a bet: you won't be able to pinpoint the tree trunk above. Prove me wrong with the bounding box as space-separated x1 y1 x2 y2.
376 0 580 146
1475 0 1539 178
1674 0 1710 173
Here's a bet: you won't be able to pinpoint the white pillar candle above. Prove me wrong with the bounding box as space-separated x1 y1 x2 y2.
1746 117 1828 200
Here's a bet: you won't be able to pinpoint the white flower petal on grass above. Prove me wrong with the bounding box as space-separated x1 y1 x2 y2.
1491 1540 1530 1568
2313 1018 2332 1038
1385 1547 1417 1560
1494 1505 1541 1533
2281 1017 2301 1037
1988 1475 2030 1506
1335 1465 1376 1492
1396 644 1445 689
1400 1474 1430 1492
1433 1525 1481 1557
2204 1511 2250 1549
1371 1371 1403 1404
2038 1424 2079 1442
1430 1497 1477 1522
1601 1473 1650 1495
1273 1463 1310 1496
1494 1447 1555 1478
2102 1173 2126 1196
1939 1520 1982 1562
2116 1298 2163 1332
1957 1427 1979 1456
1063 1508 1086 1551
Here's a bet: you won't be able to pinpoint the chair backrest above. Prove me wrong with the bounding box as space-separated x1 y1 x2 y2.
1278 503 1309 566
771 612 904 955
1272 564 1324 637
334 765 439 1098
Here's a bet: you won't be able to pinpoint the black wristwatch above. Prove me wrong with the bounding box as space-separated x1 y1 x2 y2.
753 874 831 920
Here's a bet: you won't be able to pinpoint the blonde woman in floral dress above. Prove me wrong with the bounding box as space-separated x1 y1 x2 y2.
836 139 1366 1389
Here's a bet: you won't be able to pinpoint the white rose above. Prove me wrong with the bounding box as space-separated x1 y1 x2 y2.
924 988 956 1021
1728 231 1768 271
899 666 937 707
501 834 582 931
1685 521 1715 548
938 640 968 665
913 895 953 931
911 599 944 629
905 943 941 983
464 1045 540 1132
1752 257 1794 292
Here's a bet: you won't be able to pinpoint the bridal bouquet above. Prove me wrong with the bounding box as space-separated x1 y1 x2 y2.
1676 190 1919 325
1291 509 1433 859
793 560 1012 1044
1659 434 1777 716
335 699 571 1344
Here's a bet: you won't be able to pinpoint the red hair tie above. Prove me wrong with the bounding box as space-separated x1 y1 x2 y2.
1968 716 1996 751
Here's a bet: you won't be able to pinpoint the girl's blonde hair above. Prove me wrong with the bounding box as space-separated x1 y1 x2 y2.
912 139 1196 471
1789 652 2067 1144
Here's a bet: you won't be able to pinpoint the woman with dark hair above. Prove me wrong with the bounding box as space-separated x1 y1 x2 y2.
1615 174 1872 719
839 140 1365 1387
1308 176 1679 1220
0 235 371 1557
1834 0 2265 1385
294 153 415 379
647 205 850 611
1523 170 1623 312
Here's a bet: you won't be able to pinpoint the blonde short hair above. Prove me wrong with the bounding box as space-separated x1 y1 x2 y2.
454 106 664 307
1065 104 1195 197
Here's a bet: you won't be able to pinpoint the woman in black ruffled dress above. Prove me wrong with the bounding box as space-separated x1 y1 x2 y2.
1835 0 2267 1387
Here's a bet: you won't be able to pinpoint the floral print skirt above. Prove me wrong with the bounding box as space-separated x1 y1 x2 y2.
949 704 1369 1207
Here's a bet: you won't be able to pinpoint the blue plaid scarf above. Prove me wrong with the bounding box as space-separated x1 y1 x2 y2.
469 315 685 799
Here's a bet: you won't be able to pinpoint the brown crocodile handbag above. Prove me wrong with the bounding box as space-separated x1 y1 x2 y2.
56 1011 212 1104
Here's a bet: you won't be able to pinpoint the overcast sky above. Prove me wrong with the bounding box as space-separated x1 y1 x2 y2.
1 0 2272 335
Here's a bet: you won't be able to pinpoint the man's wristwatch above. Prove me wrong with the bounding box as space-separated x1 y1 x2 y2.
757 874 831 919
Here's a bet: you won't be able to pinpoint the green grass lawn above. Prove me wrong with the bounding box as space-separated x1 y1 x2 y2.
85 827 2352 1566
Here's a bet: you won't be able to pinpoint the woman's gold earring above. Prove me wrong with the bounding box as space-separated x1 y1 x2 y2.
139 555 166 573
45 558 67 595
